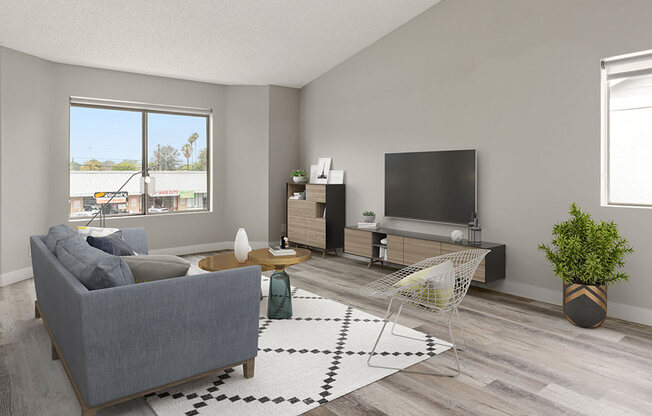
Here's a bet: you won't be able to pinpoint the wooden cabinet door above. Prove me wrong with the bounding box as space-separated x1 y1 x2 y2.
386 235 404 264
287 215 306 244
306 184 326 203
344 228 372 258
441 243 486 282
287 200 320 217
403 238 441 265
305 218 326 248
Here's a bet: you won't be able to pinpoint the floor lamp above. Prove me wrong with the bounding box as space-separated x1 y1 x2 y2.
85 170 152 227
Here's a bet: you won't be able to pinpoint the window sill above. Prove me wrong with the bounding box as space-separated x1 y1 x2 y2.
68 209 213 223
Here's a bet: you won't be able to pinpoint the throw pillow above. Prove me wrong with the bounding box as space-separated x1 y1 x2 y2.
44 224 77 253
56 235 135 290
394 260 455 308
87 231 135 256
76 226 121 238
121 255 191 283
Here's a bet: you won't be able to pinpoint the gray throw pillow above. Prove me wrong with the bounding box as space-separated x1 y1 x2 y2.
56 234 135 290
44 224 77 253
121 255 191 283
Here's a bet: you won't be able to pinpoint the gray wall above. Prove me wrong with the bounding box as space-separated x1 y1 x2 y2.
268 86 300 241
0 46 299 277
0 48 53 274
50 61 230 251
224 85 270 243
300 0 652 323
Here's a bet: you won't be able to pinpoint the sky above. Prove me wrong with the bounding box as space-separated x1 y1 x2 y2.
70 106 207 164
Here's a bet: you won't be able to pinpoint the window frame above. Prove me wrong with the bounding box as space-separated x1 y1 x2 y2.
601 52 652 209
68 99 212 220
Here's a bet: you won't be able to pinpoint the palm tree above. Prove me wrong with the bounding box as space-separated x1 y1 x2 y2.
181 144 192 170
187 132 198 164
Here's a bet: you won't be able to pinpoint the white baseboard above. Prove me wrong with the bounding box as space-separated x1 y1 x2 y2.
342 253 652 327
480 278 652 327
0 267 33 287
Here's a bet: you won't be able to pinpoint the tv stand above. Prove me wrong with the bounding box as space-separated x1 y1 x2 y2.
344 226 505 284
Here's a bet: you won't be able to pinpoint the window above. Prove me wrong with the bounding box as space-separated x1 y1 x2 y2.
69 98 210 218
602 51 652 207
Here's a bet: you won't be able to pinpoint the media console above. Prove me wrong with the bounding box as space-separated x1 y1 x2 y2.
344 226 506 284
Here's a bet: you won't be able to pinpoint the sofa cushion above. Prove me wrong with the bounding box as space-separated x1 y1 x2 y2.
56 235 135 290
87 231 136 256
121 255 191 283
44 224 77 253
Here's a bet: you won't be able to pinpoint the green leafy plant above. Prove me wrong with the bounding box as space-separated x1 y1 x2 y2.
538 203 633 286
291 169 306 177
362 211 375 216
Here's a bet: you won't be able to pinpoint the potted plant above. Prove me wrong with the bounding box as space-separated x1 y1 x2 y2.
538 203 633 328
362 211 376 223
291 169 308 183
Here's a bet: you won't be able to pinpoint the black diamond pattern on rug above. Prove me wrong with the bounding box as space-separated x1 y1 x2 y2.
146 279 450 416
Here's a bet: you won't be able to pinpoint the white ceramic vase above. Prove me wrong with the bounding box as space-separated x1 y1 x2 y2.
234 228 251 263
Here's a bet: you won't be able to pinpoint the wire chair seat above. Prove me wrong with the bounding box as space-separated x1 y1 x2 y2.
361 249 489 313
360 248 490 377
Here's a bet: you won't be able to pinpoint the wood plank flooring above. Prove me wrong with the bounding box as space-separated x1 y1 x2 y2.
1 251 651 415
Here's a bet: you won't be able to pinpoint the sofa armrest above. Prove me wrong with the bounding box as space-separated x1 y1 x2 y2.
78 266 261 407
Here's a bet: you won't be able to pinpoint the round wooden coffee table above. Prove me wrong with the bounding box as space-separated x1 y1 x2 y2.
199 252 275 272
248 247 311 319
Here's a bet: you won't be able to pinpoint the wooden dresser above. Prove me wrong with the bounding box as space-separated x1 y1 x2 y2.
344 226 505 284
286 183 345 254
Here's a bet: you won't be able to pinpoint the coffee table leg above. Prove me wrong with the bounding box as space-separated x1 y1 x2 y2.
267 270 292 319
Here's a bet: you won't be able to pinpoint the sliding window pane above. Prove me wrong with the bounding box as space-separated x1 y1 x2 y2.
69 106 143 218
608 74 652 205
147 113 208 213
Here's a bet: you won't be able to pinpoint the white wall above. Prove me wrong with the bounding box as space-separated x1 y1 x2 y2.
300 0 652 324
0 46 300 282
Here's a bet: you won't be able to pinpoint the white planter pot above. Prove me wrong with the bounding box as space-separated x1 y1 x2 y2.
234 228 252 263
293 176 308 184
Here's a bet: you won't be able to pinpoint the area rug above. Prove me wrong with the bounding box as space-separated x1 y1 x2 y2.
146 278 451 416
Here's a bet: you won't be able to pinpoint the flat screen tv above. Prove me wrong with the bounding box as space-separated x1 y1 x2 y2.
385 150 476 225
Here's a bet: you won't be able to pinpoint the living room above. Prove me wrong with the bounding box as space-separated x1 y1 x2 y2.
1 1 652 415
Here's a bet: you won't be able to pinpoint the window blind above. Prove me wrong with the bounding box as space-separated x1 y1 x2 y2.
603 51 652 80
69 96 212 116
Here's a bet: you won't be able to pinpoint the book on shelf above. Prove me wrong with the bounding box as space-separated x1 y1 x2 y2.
268 246 296 256
357 222 379 229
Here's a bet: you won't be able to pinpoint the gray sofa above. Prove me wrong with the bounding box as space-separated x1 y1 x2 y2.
30 228 261 416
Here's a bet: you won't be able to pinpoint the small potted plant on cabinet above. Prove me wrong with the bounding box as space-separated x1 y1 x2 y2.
538 203 633 328
362 211 376 223
291 169 308 183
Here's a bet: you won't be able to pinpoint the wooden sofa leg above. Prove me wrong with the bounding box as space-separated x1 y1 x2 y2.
35 301 41 319
81 406 96 416
243 358 255 379
52 342 59 361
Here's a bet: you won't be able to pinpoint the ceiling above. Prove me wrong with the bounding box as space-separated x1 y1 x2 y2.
0 0 440 88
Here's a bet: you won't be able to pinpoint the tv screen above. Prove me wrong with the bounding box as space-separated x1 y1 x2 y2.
385 150 476 225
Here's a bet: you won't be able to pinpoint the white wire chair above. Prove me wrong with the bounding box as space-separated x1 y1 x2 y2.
361 249 490 377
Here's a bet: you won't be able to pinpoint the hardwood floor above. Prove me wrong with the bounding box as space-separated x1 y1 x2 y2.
2 251 651 415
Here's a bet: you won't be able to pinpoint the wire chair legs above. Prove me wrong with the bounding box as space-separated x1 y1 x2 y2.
367 298 465 377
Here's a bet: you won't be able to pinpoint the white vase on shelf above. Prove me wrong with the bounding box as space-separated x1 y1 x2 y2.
234 228 251 263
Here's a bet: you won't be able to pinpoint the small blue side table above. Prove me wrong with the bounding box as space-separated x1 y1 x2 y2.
248 247 312 320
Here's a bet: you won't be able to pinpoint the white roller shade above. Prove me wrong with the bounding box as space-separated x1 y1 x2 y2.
603 51 652 80
69 96 212 115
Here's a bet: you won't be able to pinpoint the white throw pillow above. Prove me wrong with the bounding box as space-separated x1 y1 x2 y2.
76 226 121 238
394 260 455 308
